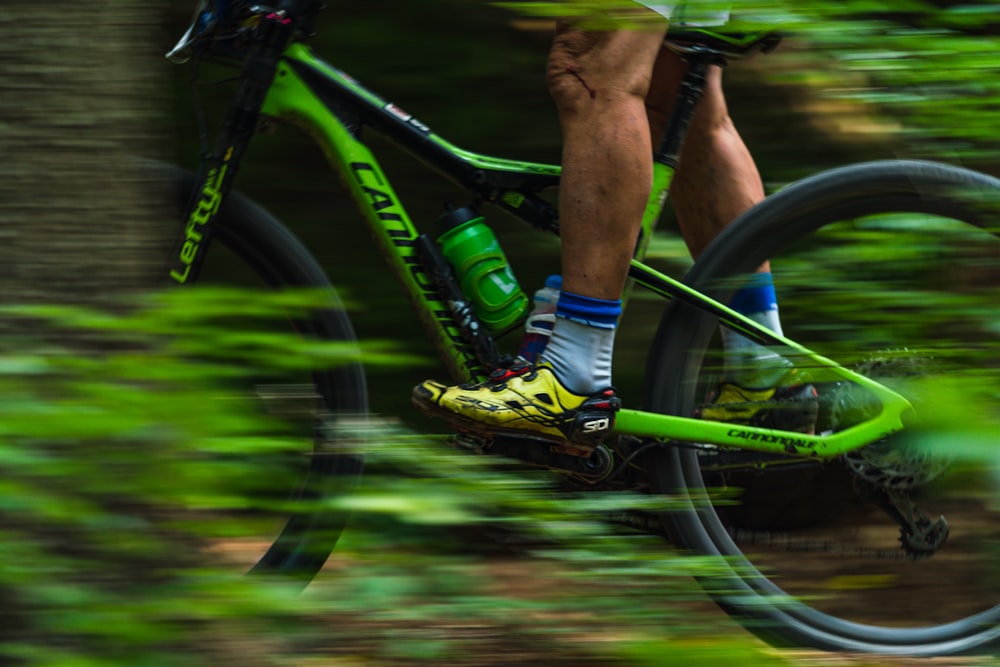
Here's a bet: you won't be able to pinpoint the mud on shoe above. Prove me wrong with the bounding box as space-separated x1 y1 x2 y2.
412 360 621 450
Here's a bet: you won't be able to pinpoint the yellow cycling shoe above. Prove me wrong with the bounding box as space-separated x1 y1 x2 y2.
697 371 818 434
412 359 620 450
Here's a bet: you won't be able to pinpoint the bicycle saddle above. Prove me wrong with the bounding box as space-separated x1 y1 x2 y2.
665 25 782 60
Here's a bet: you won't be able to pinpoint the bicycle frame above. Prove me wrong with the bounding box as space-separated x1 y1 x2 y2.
182 38 914 461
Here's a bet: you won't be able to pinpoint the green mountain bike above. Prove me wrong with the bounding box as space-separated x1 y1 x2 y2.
163 0 1000 656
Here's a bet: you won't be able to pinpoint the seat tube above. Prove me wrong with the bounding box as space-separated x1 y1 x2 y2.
654 57 711 168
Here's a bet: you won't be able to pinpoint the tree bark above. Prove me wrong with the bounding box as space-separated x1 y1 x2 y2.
0 1 173 305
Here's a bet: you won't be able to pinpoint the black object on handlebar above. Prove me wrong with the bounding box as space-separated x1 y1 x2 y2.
167 0 325 64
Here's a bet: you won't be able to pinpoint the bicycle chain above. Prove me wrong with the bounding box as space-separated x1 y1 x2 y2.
607 510 915 561
726 526 912 560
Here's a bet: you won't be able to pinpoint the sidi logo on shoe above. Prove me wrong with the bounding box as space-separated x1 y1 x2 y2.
582 417 611 433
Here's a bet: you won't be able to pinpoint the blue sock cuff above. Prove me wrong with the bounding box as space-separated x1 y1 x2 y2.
729 272 777 315
556 290 622 329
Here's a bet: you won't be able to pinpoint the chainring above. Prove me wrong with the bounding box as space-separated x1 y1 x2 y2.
834 350 952 491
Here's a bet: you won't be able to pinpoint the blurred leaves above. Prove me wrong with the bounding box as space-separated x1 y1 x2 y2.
0 289 379 664
1 289 784 665
315 425 774 666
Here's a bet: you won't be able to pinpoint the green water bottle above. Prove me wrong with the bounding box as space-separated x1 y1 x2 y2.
437 206 528 334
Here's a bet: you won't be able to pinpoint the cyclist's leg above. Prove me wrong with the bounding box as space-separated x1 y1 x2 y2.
647 49 815 420
413 14 666 449
547 20 667 303
646 51 763 259
539 19 668 396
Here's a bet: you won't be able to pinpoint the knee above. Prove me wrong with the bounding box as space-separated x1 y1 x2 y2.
546 58 655 120
546 51 598 116
546 29 658 117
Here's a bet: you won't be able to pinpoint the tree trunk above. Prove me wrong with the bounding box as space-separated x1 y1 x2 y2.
0 1 173 305
0 4 291 664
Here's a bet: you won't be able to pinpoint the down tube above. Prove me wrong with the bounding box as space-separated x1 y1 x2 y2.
260 59 480 381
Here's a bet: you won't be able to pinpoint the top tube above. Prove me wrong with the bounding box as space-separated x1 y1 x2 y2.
276 44 563 191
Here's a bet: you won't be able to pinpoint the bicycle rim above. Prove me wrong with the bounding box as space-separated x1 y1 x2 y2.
646 160 1000 654
165 165 366 585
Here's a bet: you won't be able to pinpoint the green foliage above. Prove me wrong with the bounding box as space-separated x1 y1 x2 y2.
0 289 380 665
0 288 786 665
768 1 1000 165
307 423 779 665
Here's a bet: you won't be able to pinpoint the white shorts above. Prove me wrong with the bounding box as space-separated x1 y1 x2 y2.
634 2 730 26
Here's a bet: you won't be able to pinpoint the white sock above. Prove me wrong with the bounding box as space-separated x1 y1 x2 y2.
540 317 615 394
721 312 791 388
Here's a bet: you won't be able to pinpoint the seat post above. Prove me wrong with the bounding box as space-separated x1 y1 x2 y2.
653 56 716 169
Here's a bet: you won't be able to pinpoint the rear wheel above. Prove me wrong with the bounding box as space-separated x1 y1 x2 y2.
647 160 1000 654
165 165 366 584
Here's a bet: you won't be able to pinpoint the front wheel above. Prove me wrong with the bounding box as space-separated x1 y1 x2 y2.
647 160 1000 654
164 165 367 584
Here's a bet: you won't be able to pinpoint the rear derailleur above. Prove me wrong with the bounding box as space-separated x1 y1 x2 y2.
857 480 949 558
828 351 949 558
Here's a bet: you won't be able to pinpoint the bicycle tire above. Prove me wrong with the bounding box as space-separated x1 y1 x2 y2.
164 164 366 585
646 159 1000 655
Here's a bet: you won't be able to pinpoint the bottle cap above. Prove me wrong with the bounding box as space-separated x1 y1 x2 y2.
437 206 481 234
